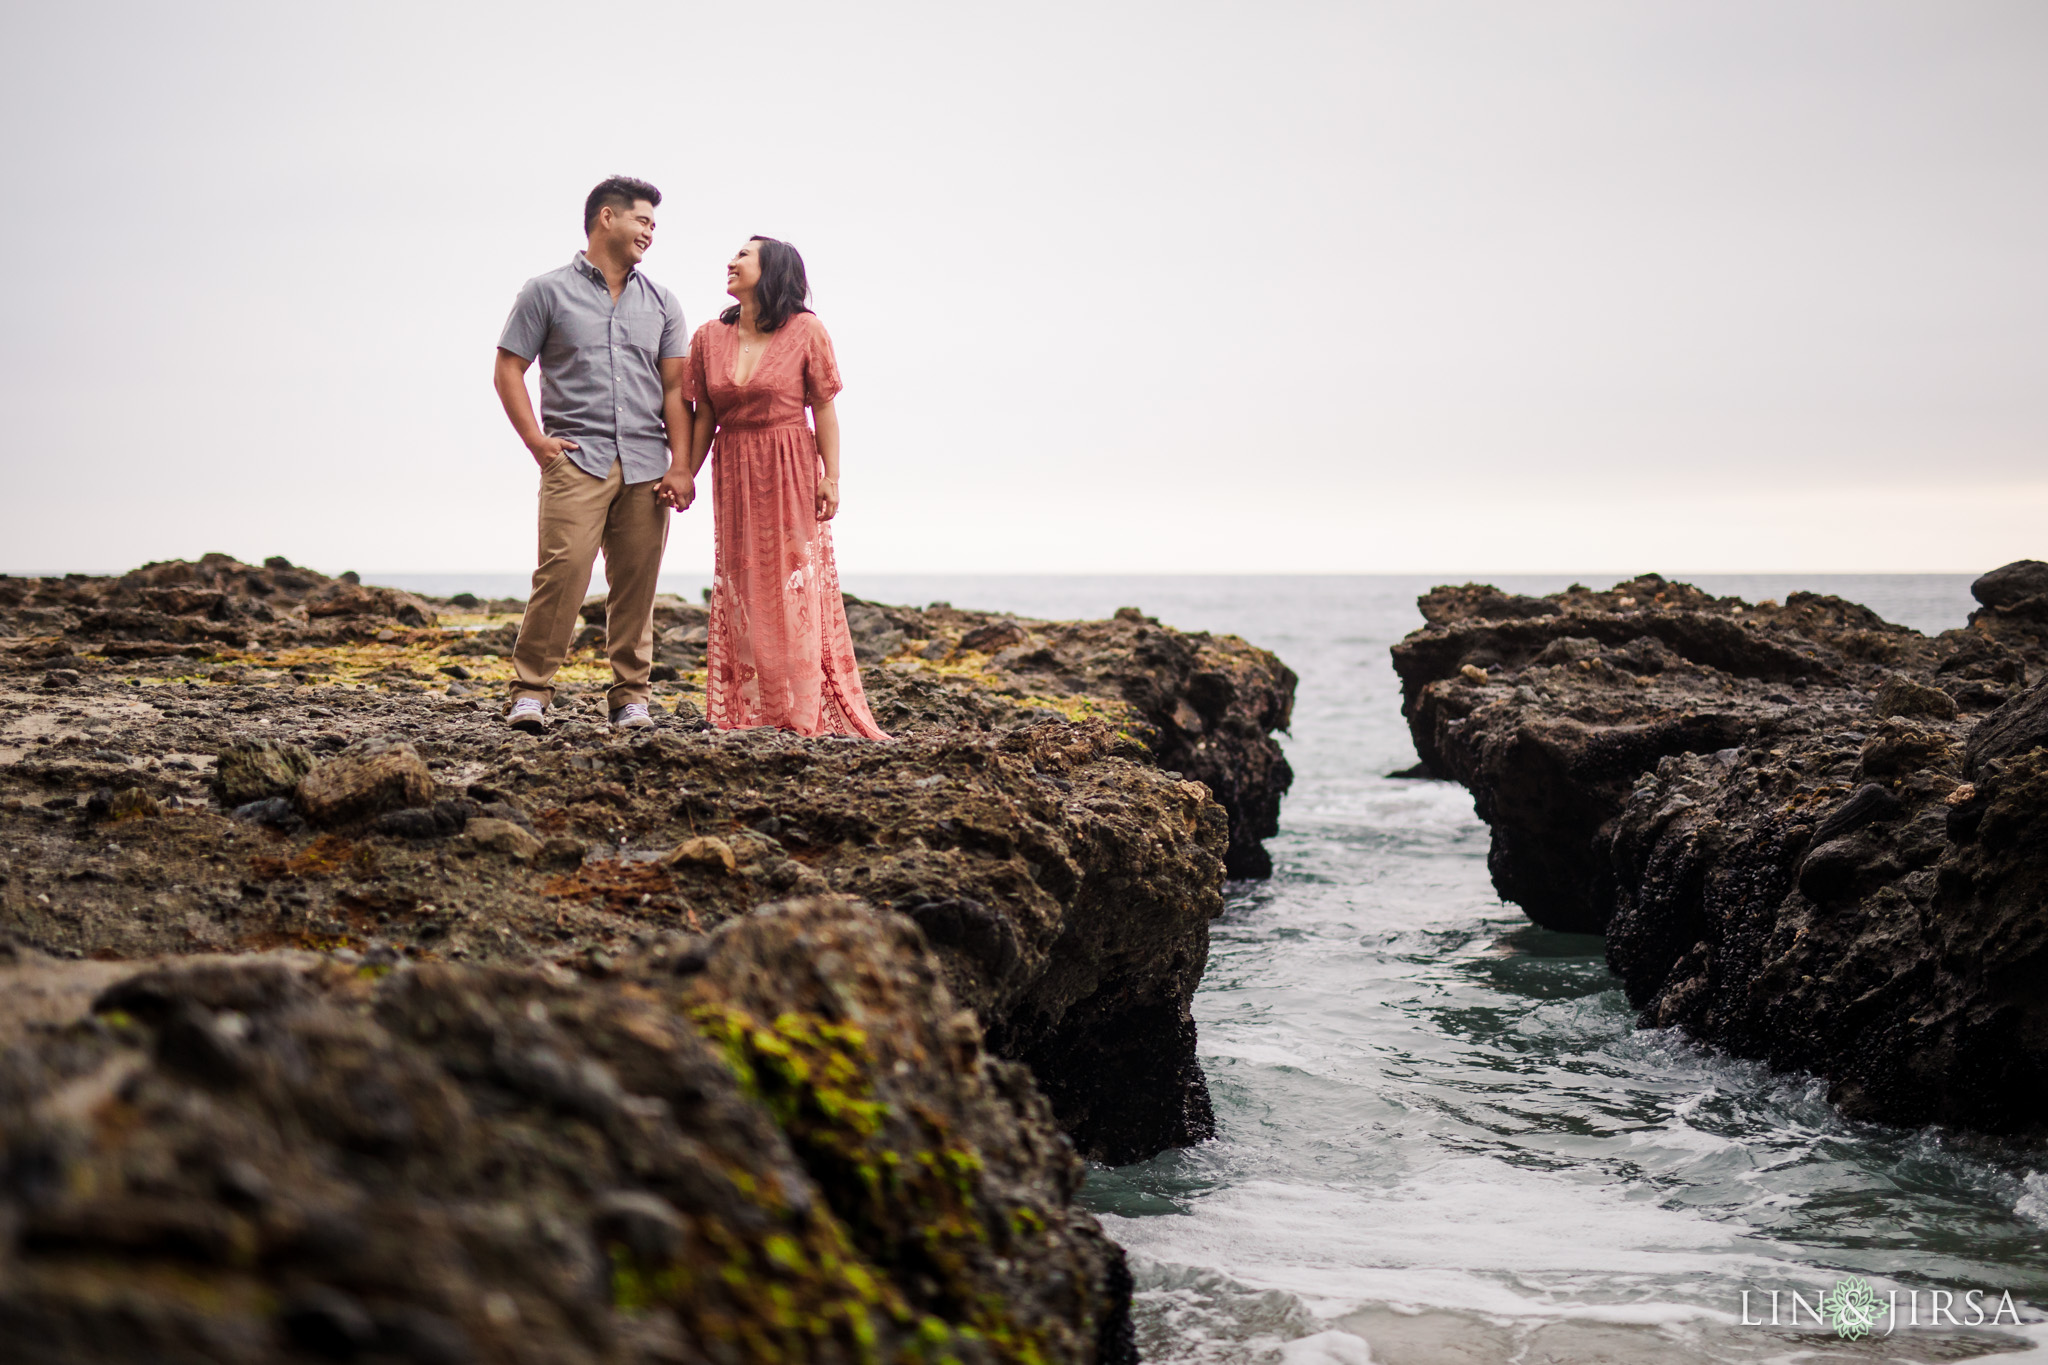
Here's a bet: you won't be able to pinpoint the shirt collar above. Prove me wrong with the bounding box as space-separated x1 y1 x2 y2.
572 252 633 286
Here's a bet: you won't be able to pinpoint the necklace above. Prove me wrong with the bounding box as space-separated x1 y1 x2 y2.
735 321 764 383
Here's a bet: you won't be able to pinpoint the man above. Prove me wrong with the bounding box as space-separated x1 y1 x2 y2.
493 175 692 733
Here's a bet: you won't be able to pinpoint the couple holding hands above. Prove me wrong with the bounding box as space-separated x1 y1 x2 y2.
491 175 887 742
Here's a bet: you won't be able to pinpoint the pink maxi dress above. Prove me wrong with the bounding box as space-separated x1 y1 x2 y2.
685 312 890 739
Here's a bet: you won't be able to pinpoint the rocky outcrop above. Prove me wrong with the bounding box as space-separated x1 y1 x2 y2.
0 555 1304 1361
835 600 1296 881
1392 567 2048 1136
0 555 445 655
293 738 437 828
0 561 1295 882
1 558 1295 1173
0 899 1135 1363
570 589 1292 878
0 567 1276 1170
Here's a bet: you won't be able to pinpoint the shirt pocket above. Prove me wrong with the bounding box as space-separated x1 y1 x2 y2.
621 303 665 358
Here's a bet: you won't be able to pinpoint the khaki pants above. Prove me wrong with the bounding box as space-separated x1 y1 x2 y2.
511 456 668 710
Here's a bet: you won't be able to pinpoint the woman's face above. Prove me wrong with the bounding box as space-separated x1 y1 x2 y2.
725 241 763 298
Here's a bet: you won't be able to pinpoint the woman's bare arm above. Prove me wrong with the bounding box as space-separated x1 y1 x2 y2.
814 400 840 521
689 402 716 476
659 397 717 511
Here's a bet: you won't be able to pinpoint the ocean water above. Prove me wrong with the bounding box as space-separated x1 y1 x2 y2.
378 570 2048 1363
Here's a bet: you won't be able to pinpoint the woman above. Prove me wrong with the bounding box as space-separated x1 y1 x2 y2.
669 237 889 738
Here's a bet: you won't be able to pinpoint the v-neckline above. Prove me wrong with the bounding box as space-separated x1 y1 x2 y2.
729 319 781 388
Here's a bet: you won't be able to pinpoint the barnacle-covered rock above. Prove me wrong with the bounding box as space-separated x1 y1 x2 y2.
0 898 1136 1363
1389 565 2048 1137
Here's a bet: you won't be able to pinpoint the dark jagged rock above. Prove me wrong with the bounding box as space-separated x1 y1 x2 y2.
212 739 315 806
1971 559 2048 610
0 557 1294 882
1396 573 1944 932
1 556 1295 1187
0 553 408 651
1808 781 1904 845
293 738 436 828
1962 562 2048 675
1391 565 2048 1137
303 580 439 628
231 795 305 833
1966 675 2048 777
0 899 1137 1363
369 797 478 840
838 598 1297 881
0 711 1228 1171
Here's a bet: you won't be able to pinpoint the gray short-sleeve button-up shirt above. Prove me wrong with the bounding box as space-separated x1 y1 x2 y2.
498 254 688 483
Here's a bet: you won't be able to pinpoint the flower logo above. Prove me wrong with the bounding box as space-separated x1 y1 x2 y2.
1820 1276 1880 1340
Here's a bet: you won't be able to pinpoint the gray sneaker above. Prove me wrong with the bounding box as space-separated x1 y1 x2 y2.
508 697 548 733
610 702 654 729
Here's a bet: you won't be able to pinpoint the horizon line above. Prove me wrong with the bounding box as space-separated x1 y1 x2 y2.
0 566 1996 580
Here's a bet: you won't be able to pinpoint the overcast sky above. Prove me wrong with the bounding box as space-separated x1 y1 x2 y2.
4 1 2044 576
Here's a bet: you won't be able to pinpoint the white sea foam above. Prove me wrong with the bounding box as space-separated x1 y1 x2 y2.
1275 1330 1374 1364
1202 1040 1320 1072
1101 1159 1771 1319
2017 1172 2048 1227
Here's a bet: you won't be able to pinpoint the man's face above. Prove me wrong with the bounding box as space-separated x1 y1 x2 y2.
596 200 657 263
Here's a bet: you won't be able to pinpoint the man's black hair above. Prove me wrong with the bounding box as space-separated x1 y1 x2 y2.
584 176 661 234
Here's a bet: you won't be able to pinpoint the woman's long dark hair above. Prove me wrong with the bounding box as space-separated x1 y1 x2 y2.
720 235 812 332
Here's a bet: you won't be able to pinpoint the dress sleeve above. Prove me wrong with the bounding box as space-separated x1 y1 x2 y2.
802 316 843 408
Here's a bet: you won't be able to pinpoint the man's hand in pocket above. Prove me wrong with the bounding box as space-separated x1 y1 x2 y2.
528 435 579 470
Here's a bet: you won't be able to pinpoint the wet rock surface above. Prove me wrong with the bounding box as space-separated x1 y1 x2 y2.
0 899 1134 1364
838 599 1296 881
1391 567 2048 1136
1 558 1292 888
0 555 1298 1360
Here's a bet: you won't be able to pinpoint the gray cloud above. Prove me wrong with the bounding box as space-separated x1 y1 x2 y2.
3 0 2043 573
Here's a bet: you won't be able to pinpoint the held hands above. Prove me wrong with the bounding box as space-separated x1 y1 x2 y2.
528 434 579 470
816 476 840 522
657 469 697 512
